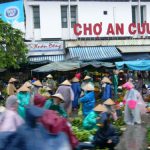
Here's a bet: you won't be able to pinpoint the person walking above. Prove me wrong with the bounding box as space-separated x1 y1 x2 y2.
6 78 17 96
17 85 31 119
81 76 94 92
112 70 119 100
56 80 74 116
79 84 95 117
122 82 146 125
46 74 57 94
71 77 81 111
32 80 43 95
101 77 112 101
0 95 24 131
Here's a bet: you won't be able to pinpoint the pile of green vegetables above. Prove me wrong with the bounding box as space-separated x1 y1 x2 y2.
71 117 97 142
146 126 150 147
72 126 97 142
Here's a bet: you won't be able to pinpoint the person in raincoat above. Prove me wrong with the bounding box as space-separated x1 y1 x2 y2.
71 77 81 110
79 83 95 117
6 78 17 96
103 98 118 121
48 93 67 118
56 80 74 116
46 74 57 94
34 93 47 108
6 105 72 150
0 95 24 131
101 77 112 101
32 80 43 95
122 82 146 125
92 112 119 149
17 85 31 119
81 76 94 92
39 109 78 150
112 70 119 100
83 104 107 130
23 81 34 103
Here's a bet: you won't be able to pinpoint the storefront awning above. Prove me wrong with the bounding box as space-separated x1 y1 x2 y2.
122 53 150 61
115 60 150 71
68 46 122 61
117 46 150 53
32 61 81 72
28 55 65 64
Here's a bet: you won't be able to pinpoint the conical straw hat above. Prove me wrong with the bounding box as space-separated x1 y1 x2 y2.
103 98 115 105
32 80 43 87
0 106 6 112
41 92 51 99
94 104 107 112
119 70 124 73
51 93 64 102
18 85 30 92
84 84 94 91
102 77 112 84
9 78 17 83
43 86 52 91
72 77 79 82
61 80 71 86
83 76 91 81
46 74 53 78
23 81 32 88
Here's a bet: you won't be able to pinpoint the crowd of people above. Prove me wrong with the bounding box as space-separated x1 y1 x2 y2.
0 69 148 150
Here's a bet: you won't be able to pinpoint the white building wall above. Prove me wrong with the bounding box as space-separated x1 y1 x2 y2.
25 0 150 40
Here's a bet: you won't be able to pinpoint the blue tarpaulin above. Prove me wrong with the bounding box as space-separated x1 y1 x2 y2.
115 60 150 71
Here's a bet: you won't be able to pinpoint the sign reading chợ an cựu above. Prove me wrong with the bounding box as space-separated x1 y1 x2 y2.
73 22 150 36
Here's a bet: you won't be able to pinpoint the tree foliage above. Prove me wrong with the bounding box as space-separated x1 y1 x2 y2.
0 19 28 68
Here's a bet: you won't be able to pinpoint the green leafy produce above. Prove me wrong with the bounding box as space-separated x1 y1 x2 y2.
112 117 125 127
71 117 82 128
72 126 91 141
146 127 150 145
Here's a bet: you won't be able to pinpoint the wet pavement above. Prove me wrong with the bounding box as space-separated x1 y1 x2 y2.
116 114 150 150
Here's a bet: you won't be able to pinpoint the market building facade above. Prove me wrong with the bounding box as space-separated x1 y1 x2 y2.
3 0 150 63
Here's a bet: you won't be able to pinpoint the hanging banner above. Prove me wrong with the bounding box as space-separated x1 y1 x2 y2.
0 0 25 32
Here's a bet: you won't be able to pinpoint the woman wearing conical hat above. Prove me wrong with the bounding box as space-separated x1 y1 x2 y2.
46 74 57 94
103 98 118 121
71 77 81 111
47 93 67 118
81 75 94 92
56 80 74 116
83 104 107 130
6 78 17 96
32 80 43 95
79 83 96 117
101 77 112 101
17 85 31 119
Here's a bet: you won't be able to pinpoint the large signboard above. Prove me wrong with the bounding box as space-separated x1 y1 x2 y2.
73 22 150 36
26 41 64 56
0 0 25 32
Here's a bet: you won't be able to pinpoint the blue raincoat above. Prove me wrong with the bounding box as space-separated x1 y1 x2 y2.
79 91 95 117
101 84 112 101
71 82 81 109
17 92 31 119
4 105 71 150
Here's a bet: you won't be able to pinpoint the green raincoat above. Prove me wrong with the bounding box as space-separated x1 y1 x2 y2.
44 99 67 118
82 111 98 130
17 92 31 119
